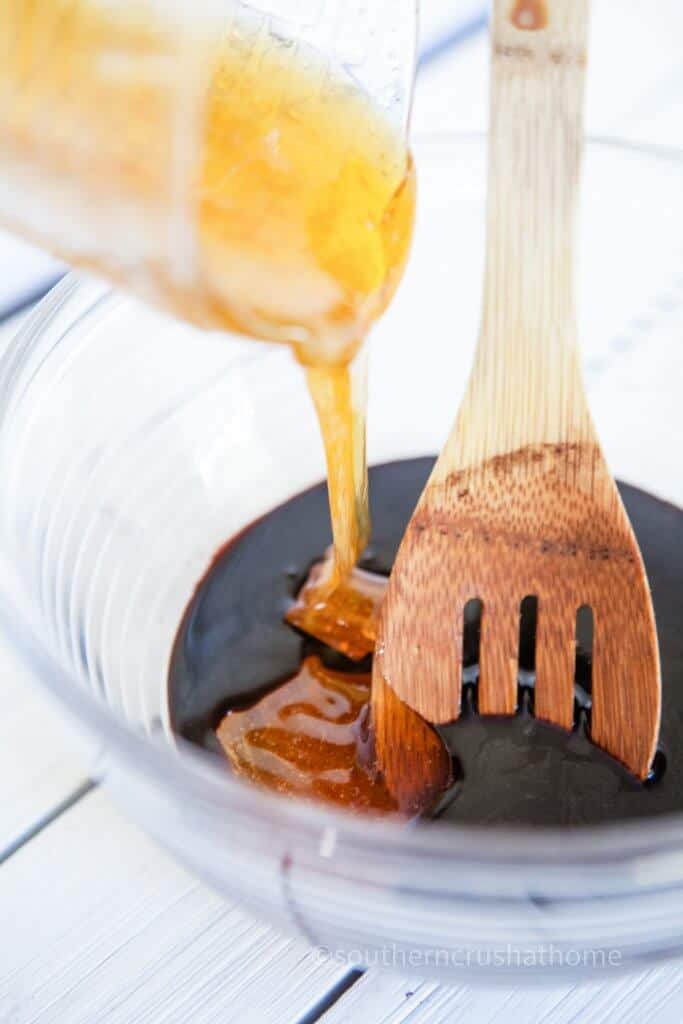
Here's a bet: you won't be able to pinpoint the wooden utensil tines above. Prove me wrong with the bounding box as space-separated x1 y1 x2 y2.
373 0 661 797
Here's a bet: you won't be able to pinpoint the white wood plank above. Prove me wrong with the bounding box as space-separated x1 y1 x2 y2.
0 310 92 857
0 788 351 1024
320 963 683 1024
319 972 442 1023
0 652 91 858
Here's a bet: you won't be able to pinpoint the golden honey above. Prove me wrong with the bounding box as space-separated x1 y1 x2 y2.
0 0 416 596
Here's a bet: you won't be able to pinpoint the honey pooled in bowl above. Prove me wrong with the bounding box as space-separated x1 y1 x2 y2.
216 656 397 814
216 552 452 817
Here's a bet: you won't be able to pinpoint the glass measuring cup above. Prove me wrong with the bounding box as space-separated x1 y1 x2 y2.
0 0 417 362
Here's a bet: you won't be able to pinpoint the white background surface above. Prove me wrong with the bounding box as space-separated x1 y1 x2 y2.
1 2 683 1021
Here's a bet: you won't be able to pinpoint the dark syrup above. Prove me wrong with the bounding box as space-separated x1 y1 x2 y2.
169 458 683 826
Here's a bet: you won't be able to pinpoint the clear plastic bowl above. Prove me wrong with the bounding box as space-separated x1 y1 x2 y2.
1 136 682 982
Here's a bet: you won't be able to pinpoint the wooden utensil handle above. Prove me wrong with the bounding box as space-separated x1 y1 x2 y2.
430 0 592 478
485 0 593 331
483 0 590 332
464 0 592 448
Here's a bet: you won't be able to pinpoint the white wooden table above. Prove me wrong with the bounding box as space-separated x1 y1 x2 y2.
2 2 683 1019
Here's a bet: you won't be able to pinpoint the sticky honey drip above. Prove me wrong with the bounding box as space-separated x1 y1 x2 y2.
0 0 416 617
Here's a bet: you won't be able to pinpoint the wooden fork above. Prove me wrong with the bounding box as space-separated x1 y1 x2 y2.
373 0 660 782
